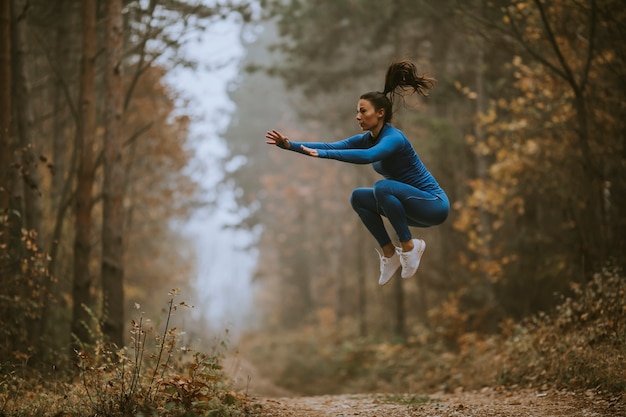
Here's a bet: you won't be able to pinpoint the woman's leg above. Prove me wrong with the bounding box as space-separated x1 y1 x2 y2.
351 187 401 284
350 187 393 249
372 180 449 243
372 180 448 278
350 182 449 247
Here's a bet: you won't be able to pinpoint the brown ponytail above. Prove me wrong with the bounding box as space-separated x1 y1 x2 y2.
361 60 435 124
383 60 435 97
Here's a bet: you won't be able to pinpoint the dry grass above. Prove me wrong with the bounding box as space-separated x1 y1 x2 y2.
0 293 257 417
239 265 626 397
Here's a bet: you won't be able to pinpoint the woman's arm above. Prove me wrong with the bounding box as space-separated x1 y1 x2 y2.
266 129 367 155
315 133 404 164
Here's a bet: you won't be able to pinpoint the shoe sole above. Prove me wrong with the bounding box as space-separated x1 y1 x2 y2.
402 239 426 279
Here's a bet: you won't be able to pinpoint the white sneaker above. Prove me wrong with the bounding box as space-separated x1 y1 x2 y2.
375 249 401 286
397 239 426 279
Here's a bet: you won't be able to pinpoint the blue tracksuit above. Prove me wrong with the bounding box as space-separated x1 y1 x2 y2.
282 124 449 246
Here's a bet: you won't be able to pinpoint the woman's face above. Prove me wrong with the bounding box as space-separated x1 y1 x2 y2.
356 99 384 132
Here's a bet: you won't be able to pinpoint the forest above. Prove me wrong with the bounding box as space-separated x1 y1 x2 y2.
1 0 625 416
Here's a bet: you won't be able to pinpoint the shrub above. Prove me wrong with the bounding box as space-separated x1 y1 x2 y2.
0 292 257 416
499 264 626 393
0 211 51 363
240 265 626 396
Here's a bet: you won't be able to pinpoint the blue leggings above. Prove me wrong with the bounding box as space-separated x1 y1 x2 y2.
350 180 450 247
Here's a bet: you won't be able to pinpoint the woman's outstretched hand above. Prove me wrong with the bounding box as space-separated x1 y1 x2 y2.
301 145 318 157
265 129 318 157
265 129 290 148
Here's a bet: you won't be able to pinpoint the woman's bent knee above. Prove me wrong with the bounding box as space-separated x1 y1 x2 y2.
350 188 368 210
372 180 394 201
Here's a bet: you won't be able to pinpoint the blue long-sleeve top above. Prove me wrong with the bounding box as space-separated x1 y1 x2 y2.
282 124 444 194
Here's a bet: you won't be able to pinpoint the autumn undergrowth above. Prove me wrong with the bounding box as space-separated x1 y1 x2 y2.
239 265 626 398
0 291 257 417
497 264 626 393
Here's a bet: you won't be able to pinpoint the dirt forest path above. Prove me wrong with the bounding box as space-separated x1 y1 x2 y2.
224 356 625 417
252 390 623 417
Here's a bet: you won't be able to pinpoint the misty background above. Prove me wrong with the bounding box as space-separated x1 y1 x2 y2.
1 0 624 399
168 14 260 338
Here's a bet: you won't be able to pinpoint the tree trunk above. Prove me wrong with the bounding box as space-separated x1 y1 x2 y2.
71 0 97 348
51 0 75 216
12 0 42 237
0 0 11 209
390 10 407 340
357 220 368 338
12 0 46 354
47 1 80 282
42 0 80 359
393 272 406 340
101 0 125 347
473 31 496 310
7 0 22 259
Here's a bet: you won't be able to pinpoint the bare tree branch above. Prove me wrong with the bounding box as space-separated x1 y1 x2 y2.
533 0 579 91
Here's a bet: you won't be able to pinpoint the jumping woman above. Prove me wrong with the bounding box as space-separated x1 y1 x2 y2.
265 60 449 286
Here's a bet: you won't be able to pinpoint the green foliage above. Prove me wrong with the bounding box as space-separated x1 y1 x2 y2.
264 0 453 94
379 394 432 405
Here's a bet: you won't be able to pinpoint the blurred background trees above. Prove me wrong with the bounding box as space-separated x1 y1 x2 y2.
1 0 624 395
0 0 251 365
223 0 625 355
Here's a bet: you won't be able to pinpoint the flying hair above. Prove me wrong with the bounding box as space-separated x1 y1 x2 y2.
383 60 435 98
360 60 435 124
